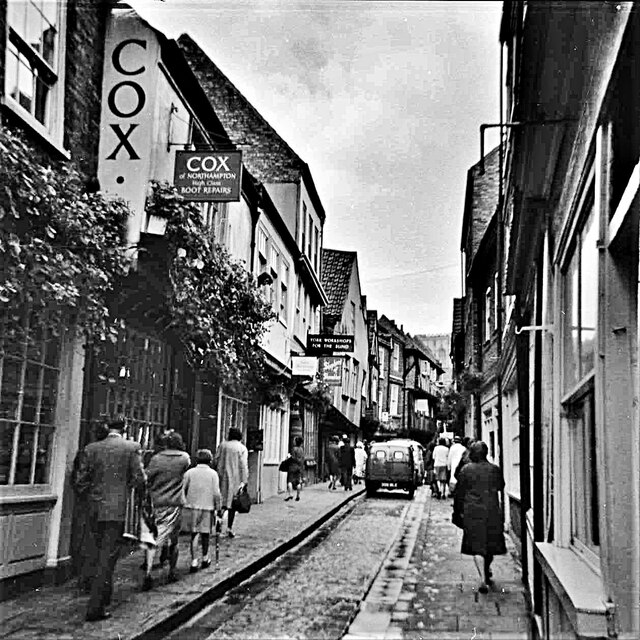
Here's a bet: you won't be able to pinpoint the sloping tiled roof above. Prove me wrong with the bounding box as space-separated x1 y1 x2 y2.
321 249 355 323
178 33 307 183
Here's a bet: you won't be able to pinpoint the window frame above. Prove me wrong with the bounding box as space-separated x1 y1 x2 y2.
4 0 67 148
0 313 61 489
559 181 601 561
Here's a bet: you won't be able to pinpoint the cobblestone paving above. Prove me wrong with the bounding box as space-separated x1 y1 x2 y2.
0 484 363 640
170 492 412 640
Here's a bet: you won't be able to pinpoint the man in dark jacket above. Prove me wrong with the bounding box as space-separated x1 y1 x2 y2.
79 417 145 621
339 435 356 491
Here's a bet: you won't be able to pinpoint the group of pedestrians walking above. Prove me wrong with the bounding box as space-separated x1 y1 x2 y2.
425 434 470 499
324 434 367 490
427 433 508 594
73 418 248 622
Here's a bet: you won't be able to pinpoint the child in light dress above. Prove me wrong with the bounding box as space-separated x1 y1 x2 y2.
182 449 221 571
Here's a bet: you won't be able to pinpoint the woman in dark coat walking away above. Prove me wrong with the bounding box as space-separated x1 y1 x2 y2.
453 441 506 593
285 436 305 501
326 435 341 489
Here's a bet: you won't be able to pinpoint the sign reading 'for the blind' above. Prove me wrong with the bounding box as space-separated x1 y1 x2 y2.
307 334 355 355
174 150 242 201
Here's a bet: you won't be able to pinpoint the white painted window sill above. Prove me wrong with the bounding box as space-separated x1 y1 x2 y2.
534 542 608 638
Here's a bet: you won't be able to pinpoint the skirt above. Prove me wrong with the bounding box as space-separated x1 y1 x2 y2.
154 506 182 547
182 507 214 534
435 465 448 482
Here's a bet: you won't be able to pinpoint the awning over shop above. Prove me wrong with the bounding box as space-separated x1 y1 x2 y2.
319 405 359 435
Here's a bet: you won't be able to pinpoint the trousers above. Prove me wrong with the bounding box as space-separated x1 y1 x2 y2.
86 520 124 616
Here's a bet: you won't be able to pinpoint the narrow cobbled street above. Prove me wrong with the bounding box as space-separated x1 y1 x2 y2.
169 493 410 639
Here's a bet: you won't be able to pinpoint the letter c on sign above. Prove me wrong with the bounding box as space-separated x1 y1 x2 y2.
186 157 201 171
112 39 147 76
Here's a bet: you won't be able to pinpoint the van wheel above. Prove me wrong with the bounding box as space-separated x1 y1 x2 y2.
407 487 415 500
365 482 377 497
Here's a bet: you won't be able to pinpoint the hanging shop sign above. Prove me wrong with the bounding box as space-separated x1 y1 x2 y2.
174 150 242 201
291 356 318 377
321 357 343 386
307 334 354 355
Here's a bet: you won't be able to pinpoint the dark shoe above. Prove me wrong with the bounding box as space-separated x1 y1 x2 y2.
227 530 235 538
295 496 300 501
201 559 211 569
479 583 489 594
284 496 293 501
189 564 199 574
167 572 179 584
86 611 111 622
141 575 154 591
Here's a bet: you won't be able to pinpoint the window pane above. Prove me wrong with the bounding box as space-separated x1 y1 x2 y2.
5 48 20 104
563 253 580 392
35 73 49 123
14 424 35 484
41 13 57 67
0 422 16 485
0 357 22 420
26 3 44 56
580 211 597 376
17 54 35 113
8 0 26 35
22 362 42 424
34 427 53 484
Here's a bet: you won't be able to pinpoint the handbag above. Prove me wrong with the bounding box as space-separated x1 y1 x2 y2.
278 457 291 472
231 485 251 514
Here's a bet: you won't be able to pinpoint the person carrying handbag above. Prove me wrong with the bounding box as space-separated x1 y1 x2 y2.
214 428 249 539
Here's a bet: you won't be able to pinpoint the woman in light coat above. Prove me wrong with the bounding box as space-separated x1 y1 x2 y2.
353 442 367 484
214 428 249 538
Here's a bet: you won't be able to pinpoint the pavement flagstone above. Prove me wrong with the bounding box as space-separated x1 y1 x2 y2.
344 491 532 640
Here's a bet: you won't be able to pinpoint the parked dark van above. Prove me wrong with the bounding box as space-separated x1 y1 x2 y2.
365 439 421 499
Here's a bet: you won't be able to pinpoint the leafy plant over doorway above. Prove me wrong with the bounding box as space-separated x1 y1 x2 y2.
145 181 275 391
0 127 130 340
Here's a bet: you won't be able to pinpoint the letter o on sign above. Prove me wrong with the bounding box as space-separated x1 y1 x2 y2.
201 156 218 171
108 81 146 118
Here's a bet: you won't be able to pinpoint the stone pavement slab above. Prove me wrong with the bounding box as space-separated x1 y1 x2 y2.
0 483 363 640
345 489 532 640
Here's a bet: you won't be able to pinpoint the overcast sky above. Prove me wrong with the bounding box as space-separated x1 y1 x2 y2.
133 0 502 336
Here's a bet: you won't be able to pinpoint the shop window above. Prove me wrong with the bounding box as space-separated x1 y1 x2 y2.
303 406 317 460
561 199 600 557
262 405 284 464
5 0 64 139
562 201 597 393
93 327 172 449
0 313 60 486
567 386 600 555
219 393 248 442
